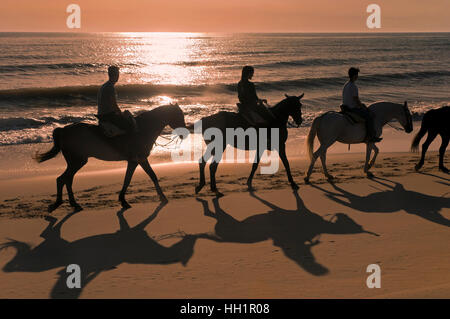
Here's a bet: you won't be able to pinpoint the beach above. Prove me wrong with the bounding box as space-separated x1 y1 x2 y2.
0 132 448 298
0 32 449 299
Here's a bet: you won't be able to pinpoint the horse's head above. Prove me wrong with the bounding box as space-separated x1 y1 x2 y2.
166 103 187 138
399 101 413 133
276 93 304 127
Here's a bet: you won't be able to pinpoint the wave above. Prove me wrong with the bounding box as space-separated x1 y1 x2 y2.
1 70 449 108
0 62 145 74
0 115 94 132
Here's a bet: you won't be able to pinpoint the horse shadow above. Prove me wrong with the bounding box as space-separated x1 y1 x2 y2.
196 191 378 276
311 177 450 227
0 203 198 299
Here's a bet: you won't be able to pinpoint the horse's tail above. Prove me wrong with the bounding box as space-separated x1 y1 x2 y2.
307 116 322 160
34 127 63 163
411 115 428 152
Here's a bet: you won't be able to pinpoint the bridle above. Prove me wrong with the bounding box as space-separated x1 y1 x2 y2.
388 103 412 132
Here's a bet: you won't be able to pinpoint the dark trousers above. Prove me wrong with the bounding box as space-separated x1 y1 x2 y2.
98 112 143 159
348 107 376 139
98 112 134 133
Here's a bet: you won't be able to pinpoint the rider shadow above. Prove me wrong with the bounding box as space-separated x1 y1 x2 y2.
196 191 378 276
311 177 450 227
0 203 198 299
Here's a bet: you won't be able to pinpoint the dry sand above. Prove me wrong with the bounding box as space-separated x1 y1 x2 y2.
0 144 449 298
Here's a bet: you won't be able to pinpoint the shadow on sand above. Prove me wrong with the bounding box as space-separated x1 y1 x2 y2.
196 191 378 276
0 202 198 299
418 171 450 188
310 177 450 227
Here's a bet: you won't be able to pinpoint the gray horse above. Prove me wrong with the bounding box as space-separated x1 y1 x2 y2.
305 101 413 182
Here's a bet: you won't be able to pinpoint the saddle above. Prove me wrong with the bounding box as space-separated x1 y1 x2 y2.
94 111 138 138
236 103 271 127
94 115 126 138
339 105 365 125
98 121 126 138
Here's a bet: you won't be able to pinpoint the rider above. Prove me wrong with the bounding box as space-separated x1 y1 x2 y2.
97 66 137 133
342 67 382 143
97 66 141 160
237 66 275 126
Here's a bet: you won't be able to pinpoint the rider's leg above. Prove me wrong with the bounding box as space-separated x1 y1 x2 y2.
256 103 275 123
354 108 380 142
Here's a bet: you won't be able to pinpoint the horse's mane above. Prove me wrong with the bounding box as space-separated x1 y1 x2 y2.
270 97 290 111
135 104 174 120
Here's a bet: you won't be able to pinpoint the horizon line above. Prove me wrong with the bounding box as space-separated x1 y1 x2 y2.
1 30 449 34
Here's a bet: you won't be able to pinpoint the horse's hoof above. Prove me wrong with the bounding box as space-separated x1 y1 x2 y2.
414 164 422 172
304 177 311 184
195 183 205 194
247 182 255 191
48 201 62 213
439 166 449 174
366 172 375 178
326 175 335 181
290 182 299 190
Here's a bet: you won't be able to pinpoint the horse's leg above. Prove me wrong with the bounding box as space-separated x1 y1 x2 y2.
416 130 438 171
305 145 321 183
48 167 68 213
195 143 214 194
305 140 333 183
196 159 206 194
118 161 138 209
319 149 334 181
139 159 168 203
364 143 375 178
247 149 263 190
65 158 88 211
368 144 379 170
438 134 449 173
209 145 225 196
279 144 299 190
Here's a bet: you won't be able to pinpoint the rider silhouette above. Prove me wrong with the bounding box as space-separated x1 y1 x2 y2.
97 66 136 133
97 66 141 161
237 66 275 126
342 67 382 143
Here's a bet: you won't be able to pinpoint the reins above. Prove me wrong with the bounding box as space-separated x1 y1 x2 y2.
154 134 181 148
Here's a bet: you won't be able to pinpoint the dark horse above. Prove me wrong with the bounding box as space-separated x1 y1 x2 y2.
411 106 449 173
195 94 304 195
35 104 186 211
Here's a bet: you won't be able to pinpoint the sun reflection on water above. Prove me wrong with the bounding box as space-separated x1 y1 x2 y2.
114 32 212 86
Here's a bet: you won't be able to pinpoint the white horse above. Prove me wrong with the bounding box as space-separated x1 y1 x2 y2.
304 101 413 182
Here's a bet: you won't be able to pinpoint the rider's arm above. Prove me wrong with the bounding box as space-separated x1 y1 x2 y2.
109 86 121 114
251 82 267 104
353 96 365 108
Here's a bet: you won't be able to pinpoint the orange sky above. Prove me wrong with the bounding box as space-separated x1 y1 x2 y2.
0 0 449 32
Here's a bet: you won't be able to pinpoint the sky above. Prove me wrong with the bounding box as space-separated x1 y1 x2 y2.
0 0 449 32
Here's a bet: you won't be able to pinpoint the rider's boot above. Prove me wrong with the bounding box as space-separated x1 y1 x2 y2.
366 118 382 143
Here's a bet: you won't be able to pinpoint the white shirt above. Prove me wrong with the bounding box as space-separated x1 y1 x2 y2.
342 81 359 109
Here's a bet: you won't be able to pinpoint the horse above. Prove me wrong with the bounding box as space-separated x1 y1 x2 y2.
34 104 186 212
194 94 304 195
304 101 413 182
411 106 449 173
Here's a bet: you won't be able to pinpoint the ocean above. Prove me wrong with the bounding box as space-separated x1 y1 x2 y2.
0 32 449 147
